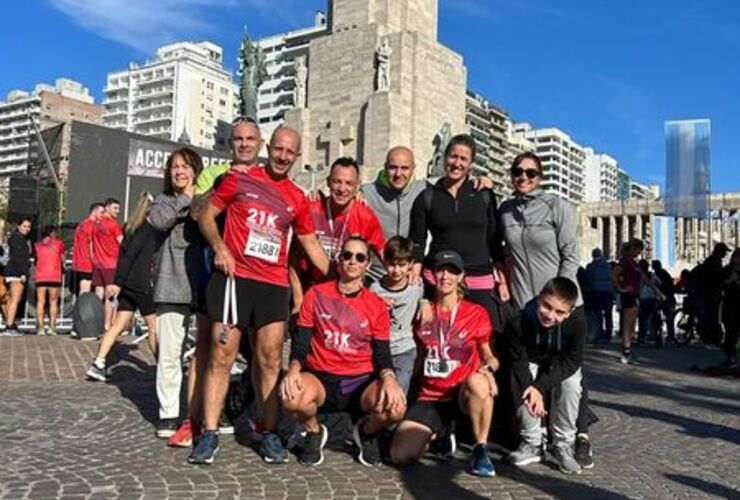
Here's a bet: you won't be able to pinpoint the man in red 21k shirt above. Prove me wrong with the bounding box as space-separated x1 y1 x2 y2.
281 237 406 467
192 126 330 466
290 156 386 302
72 202 105 295
91 198 123 330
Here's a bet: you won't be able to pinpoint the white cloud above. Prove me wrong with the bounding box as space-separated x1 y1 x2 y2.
46 0 313 54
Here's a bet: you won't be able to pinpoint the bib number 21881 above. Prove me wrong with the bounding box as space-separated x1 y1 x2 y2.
245 231 281 263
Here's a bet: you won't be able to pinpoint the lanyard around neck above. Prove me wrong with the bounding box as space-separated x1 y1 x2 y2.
435 300 460 360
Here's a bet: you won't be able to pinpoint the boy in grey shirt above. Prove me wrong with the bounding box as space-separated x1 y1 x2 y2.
370 236 424 394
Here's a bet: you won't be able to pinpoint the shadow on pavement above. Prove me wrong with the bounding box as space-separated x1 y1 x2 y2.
664 473 740 498
591 399 740 446
107 343 159 425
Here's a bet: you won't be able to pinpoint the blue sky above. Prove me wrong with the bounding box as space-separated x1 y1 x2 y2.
3 0 739 191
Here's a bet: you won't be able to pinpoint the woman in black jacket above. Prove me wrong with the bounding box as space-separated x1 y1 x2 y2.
2 217 32 336
86 192 161 382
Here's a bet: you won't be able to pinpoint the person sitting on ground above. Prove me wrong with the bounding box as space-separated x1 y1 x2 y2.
369 236 425 395
390 250 499 477
507 277 586 475
280 237 406 467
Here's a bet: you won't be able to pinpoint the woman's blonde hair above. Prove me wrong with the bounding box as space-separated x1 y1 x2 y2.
125 191 153 236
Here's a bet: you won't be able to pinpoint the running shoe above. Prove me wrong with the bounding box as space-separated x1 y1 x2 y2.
298 425 328 466
189 430 219 465
168 418 194 448
470 443 496 477
86 361 107 382
574 433 594 469
551 445 582 475
155 418 178 438
353 420 381 467
260 432 288 464
508 441 543 466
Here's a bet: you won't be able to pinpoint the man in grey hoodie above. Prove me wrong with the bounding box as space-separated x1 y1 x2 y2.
361 146 493 281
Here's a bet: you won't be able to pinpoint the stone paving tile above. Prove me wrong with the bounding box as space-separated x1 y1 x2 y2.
0 337 738 499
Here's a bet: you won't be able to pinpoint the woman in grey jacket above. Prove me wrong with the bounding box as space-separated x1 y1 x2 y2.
498 152 580 309
499 152 595 470
149 147 203 438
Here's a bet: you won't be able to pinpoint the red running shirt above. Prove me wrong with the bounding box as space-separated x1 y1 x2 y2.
298 281 390 376
35 236 66 283
415 299 492 401
72 218 94 272
210 168 314 286
297 197 386 288
91 215 123 270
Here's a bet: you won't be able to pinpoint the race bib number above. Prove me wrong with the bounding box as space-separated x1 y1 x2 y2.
244 231 281 263
423 358 459 378
318 234 340 260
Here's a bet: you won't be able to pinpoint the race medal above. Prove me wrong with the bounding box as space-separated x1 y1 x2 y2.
244 230 281 263
424 357 459 378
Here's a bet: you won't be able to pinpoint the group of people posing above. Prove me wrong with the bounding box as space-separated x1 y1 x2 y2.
81 117 595 477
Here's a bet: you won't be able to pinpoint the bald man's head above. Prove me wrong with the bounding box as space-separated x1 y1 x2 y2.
267 126 302 177
385 146 416 191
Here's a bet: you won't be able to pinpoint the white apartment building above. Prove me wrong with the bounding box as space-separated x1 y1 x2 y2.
0 79 99 176
630 180 660 200
583 148 619 202
103 41 237 149
513 123 586 203
251 11 328 138
465 90 509 197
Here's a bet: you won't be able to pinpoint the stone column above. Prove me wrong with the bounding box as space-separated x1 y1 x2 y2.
676 217 684 259
621 215 629 246
692 218 700 263
608 215 617 259
596 217 604 253
635 215 644 242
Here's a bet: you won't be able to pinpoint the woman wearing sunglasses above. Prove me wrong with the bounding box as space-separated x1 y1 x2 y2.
280 236 406 467
390 250 499 477
498 152 595 469
498 152 580 310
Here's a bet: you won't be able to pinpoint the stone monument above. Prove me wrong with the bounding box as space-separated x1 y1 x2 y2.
293 56 308 108
239 29 267 119
285 0 467 185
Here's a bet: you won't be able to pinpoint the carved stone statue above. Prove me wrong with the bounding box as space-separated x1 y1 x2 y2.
427 122 453 178
293 56 308 108
375 36 392 91
239 28 267 119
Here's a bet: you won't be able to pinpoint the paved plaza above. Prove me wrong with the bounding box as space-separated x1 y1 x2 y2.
0 335 738 500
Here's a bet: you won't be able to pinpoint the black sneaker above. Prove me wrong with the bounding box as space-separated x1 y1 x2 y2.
353 420 381 467
575 434 594 469
189 430 219 465
86 361 107 382
298 425 328 466
155 418 178 438
260 431 288 464
429 429 457 459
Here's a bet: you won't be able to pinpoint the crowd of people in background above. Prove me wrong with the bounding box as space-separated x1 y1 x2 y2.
0 117 738 481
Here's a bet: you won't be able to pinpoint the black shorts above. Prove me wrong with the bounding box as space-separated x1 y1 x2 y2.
117 289 156 316
310 370 375 419
620 294 638 309
205 272 289 330
405 397 462 436
36 281 61 288
69 271 92 295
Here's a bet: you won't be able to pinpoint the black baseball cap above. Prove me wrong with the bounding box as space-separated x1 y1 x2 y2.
432 250 465 273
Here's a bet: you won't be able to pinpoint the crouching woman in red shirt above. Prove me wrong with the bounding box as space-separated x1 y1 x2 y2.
390 250 499 477
280 236 406 467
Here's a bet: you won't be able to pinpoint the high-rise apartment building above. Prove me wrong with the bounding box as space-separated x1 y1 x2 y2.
465 90 508 197
513 123 586 203
102 41 237 149
0 78 101 177
583 148 619 202
252 12 328 139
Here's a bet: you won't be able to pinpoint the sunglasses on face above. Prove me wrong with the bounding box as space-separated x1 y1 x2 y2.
511 167 540 179
339 251 368 263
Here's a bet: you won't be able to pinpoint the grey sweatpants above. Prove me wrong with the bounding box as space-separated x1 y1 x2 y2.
517 363 582 448
156 304 190 420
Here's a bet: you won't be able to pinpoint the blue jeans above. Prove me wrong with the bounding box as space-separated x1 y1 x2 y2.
392 348 417 395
